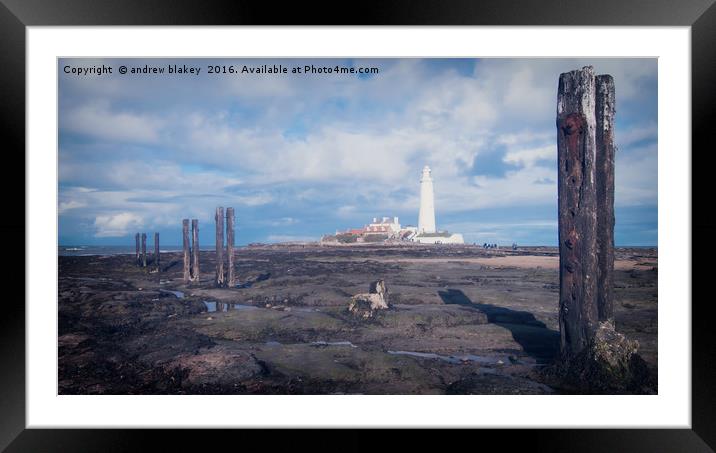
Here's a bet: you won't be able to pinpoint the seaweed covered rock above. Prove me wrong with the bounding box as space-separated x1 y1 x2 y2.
348 279 389 318
547 322 655 394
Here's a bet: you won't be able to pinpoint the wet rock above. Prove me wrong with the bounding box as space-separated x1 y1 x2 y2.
165 345 264 388
124 328 215 365
348 279 389 318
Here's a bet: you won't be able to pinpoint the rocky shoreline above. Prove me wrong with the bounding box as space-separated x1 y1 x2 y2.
58 244 657 394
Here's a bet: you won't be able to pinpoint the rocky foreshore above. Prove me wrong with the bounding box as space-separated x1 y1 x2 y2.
58 244 657 394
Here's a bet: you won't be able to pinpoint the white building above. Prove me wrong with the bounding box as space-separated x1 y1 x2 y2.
367 216 401 235
413 232 465 244
412 165 464 245
418 166 436 234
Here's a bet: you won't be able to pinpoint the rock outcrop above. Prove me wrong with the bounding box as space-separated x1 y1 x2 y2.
547 322 654 394
348 279 389 318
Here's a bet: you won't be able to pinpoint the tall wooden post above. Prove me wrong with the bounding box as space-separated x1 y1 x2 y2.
226 207 235 287
191 219 200 282
135 233 140 264
555 70 640 390
215 207 225 287
154 232 160 271
557 66 599 357
182 219 190 283
141 233 147 267
595 75 616 326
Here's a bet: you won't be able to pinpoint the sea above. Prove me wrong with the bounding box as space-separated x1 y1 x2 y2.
58 243 655 256
58 245 188 256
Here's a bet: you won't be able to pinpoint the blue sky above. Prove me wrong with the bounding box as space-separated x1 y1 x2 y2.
58 58 657 246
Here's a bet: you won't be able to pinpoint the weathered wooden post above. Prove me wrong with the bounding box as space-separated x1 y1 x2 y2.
135 233 140 265
154 232 160 271
226 207 235 287
595 74 616 326
557 66 599 358
182 219 190 283
191 219 200 282
554 68 648 392
141 233 147 268
215 207 225 287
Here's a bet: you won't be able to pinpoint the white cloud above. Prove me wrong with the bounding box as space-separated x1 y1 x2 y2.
93 212 144 237
618 122 657 147
504 145 555 167
233 193 274 206
267 217 298 226
442 166 557 211
496 131 552 146
615 143 658 207
337 205 357 218
61 101 164 144
58 200 85 213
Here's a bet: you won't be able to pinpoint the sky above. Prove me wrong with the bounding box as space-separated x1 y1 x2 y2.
58 58 657 246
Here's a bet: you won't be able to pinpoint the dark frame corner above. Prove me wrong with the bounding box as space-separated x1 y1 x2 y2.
2 0 713 450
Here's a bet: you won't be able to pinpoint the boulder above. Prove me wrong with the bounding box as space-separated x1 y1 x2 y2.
348 279 389 318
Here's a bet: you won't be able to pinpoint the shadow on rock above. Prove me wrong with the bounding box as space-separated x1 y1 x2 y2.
438 289 559 363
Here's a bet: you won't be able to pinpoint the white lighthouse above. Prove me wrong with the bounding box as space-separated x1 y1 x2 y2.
412 165 464 245
418 165 436 234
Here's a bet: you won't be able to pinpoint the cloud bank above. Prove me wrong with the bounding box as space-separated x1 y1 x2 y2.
58 58 657 245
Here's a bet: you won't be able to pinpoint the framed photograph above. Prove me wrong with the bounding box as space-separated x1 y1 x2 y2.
5 0 712 450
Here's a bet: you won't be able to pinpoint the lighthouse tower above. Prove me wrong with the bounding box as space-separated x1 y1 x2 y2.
418 165 436 234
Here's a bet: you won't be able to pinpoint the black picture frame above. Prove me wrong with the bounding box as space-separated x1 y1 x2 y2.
2 0 712 450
